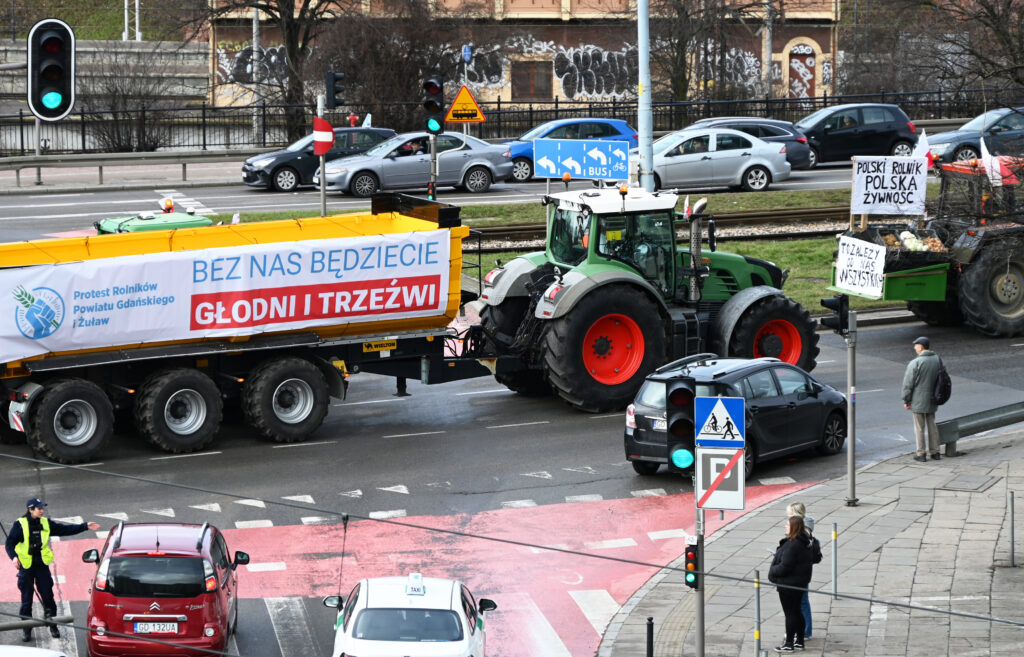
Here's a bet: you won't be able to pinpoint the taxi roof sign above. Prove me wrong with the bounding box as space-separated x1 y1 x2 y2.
444 85 486 123
405 572 425 595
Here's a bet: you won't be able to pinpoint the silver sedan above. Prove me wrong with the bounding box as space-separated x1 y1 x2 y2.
315 132 513 197
637 127 791 192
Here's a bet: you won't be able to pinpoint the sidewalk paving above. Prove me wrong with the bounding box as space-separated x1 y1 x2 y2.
601 427 1024 657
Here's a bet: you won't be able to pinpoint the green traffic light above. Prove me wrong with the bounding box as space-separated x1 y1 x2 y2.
671 448 695 469
41 91 63 109
685 573 695 582
425 117 443 134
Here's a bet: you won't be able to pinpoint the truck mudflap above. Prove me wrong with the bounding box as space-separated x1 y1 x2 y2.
480 255 543 306
708 286 783 357
7 381 44 434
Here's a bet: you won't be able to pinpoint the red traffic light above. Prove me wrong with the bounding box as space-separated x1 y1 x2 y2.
423 79 442 95
668 387 695 407
42 34 64 54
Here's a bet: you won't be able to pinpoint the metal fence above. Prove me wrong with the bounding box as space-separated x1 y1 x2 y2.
1 89 1019 156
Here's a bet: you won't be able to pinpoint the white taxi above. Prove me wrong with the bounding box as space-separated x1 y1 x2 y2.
323 573 497 657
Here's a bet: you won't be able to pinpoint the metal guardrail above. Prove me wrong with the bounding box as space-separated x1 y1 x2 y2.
0 148 265 186
938 401 1024 455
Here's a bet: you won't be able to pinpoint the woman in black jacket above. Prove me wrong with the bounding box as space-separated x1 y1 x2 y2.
768 515 815 652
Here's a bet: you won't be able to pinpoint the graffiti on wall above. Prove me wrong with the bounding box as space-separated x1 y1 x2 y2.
788 44 816 98
553 46 637 98
216 44 307 87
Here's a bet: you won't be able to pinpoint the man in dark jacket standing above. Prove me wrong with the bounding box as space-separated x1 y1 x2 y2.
902 336 942 462
5 497 99 642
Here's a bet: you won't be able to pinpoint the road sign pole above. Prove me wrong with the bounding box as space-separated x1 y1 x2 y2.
694 496 705 657
845 311 858 506
430 133 438 195
317 94 326 217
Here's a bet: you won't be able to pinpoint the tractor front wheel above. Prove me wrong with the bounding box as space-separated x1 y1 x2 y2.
543 285 666 412
729 296 819 371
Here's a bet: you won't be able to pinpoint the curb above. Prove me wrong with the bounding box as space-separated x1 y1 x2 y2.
0 179 241 196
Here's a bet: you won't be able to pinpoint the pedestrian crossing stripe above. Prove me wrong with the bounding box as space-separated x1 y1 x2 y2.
695 396 745 447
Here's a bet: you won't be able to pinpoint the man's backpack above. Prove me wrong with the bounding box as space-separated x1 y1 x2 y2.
933 357 952 406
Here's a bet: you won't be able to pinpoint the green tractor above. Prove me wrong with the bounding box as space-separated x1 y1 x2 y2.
479 186 819 412
94 197 214 234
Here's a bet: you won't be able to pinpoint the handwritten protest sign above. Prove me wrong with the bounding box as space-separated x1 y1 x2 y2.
851 156 928 215
834 236 885 298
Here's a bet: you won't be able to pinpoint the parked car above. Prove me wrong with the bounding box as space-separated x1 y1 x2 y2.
689 117 812 169
927 107 1024 163
504 118 638 182
634 127 791 192
242 127 396 192
323 573 497 657
82 522 249 657
624 356 847 478
794 103 917 167
315 132 512 197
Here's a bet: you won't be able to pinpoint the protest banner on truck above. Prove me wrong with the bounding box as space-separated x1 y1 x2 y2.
833 235 886 298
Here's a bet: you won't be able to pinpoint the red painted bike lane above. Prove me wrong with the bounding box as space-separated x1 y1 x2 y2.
2 482 811 656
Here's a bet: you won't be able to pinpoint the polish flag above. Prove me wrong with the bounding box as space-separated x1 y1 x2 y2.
313 116 334 156
980 138 1019 187
684 195 691 217
912 129 935 169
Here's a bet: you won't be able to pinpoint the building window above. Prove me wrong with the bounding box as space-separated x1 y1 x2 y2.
512 61 552 100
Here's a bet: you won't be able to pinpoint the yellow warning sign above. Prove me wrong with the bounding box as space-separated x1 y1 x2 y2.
444 86 486 123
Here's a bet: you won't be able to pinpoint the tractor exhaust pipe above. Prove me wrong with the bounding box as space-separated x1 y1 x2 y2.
689 197 708 302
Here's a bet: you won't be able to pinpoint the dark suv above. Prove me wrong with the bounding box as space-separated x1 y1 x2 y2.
624 355 846 478
795 103 917 168
82 522 249 657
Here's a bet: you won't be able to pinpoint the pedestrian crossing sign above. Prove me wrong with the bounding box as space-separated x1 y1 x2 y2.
695 396 745 447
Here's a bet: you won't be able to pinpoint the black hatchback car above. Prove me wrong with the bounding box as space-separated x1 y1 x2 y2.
690 117 812 169
242 127 396 192
624 355 847 478
795 103 917 168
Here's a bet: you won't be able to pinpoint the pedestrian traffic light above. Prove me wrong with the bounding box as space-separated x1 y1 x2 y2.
820 294 849 334
423 75 445 135
665 375 697 473
684 542 700 589
27 19 75 122
326 71 345 110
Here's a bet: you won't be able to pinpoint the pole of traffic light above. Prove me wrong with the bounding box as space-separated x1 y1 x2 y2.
430 134 438 198
845 310 858 506
695 500 705 657
317 94 326 218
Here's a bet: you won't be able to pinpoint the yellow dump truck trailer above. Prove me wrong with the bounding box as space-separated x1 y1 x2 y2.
0 194 491 463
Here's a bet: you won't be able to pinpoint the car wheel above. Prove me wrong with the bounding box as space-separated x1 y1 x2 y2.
817 412 846 455
632 461 660 476
272 167 299 192
953 145 979 162
807 147 819 169
891 141 914 157
350 172 380 198
743 440 756 480
741 166 771 192
652 173 662 191
511 158 533 183
464 166 492 193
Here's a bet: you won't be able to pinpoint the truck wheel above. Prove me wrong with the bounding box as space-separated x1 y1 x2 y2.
543 286 666 412
729 296 819 371
817 411 846 455
243 357 329 442
906 298 964 326
27 379 113 464
958 239 1024 337
135 369 223 453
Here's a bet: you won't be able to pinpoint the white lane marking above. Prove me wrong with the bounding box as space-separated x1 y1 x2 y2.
521 471 552 479
455 388 510 395
589 413 624 419
1012 343 1024 347
631 489 667 497
569 589 621 636
757 476 797 485
425 481 450 488
857 388 885 393
502 499 538 508
55 516 83 524
382 430 446 438
272 440 337 448
333 398 403 406
225 635 239 657
150 451 222 460
140 508 175 518
648 528 689 541
379 484 409 495
235 499 266 508
529 543 570 554
39 462 103 470
563 466 598 474
235 519 273 529
266 596 318 657
566 494 604 503
501 592 574 657
339 489 363 498
486 420 549 429
584 538 637 550
191 503 222 512
282 495 315 504
96 512 129 521
95 530 109 539
247 562 287 572
817 360 836 363
301 516 333 524
369 509 407 519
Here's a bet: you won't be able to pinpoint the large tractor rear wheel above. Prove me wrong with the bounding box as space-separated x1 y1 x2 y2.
543 285 666 412
728 296 819 371
480 300 552 396
907 298 964 327
958 240 1024 337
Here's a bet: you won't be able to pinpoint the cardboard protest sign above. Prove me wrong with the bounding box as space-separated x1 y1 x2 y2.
834 235 885 298
851 156 928 215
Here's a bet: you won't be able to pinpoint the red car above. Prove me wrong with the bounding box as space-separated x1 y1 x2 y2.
82 522 249 656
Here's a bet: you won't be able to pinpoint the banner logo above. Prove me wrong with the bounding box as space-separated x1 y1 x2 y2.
13 285 65 339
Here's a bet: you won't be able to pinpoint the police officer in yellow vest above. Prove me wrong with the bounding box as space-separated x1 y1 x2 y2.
4 497 99 642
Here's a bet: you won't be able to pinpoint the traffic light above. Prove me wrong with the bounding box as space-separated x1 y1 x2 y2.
820 294 849 334
27 19 75 122
665 375 697 473
684 543 700 589
422 75 445 134
325 71 345 110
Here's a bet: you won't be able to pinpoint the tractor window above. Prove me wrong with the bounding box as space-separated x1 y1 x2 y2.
549 208 590 266
595 211 675 295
